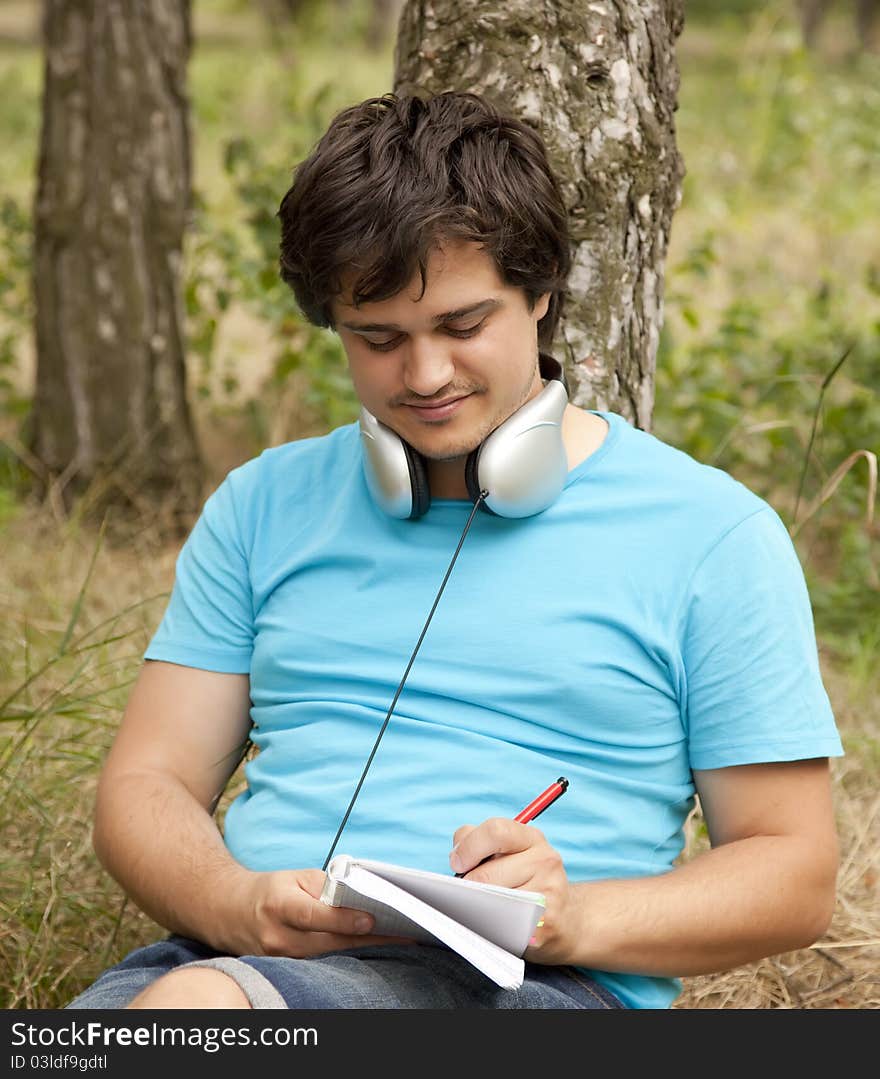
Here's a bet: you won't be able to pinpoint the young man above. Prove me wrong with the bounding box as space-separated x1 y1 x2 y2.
67 92 843 1011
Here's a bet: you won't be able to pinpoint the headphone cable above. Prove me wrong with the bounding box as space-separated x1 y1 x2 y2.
322 489 489 870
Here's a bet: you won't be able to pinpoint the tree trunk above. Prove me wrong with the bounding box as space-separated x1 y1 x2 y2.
31 0 202 524
394 0 685 429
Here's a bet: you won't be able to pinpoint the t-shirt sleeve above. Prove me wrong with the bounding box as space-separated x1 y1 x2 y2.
682 506 844 770
144 473 254 673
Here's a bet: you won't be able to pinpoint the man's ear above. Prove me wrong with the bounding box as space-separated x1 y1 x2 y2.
534 292 551 322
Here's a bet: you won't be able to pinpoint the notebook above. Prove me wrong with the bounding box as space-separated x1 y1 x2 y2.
320 854 546 990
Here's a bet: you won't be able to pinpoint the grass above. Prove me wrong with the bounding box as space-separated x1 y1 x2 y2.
0 508 178 1008
1 0 878 1008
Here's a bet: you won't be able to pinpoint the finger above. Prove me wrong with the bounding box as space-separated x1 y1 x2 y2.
449 817 535 876
451 823 476 848
289 893 380 937
462 848 540 889
297 868 330 900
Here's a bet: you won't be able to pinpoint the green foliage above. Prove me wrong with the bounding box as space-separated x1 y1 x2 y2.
655 8 880 657
0 196 34 503
222 115 360 426
685 0 767 18
183 76 361 438
657 249 879 656
0 196 33 419
180 9 392 442
0 48 41 191
0 33 41 503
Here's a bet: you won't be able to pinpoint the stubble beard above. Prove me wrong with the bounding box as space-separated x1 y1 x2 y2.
405 362 541 462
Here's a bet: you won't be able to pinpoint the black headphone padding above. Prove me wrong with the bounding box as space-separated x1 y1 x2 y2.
403 440 432 519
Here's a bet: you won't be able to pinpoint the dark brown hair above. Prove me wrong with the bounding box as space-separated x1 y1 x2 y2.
278 91 571 346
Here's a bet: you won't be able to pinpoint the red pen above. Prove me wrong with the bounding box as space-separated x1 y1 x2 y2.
514 776 569 824
454 777 570 876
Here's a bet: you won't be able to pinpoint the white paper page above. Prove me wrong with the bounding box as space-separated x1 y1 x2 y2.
352 858 545 956
342 865 525 990
321 875 438 943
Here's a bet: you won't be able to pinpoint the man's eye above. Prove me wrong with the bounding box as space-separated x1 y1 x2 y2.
364 336 403 352
446 320 485 338
362 320 484 352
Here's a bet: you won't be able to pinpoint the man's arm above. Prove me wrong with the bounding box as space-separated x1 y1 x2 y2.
93 660 395 957
450 758 839 976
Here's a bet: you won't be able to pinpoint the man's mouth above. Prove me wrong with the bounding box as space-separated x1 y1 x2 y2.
403 395 471 421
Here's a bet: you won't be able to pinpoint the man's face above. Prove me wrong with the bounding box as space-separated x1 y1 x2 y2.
332 240 551 464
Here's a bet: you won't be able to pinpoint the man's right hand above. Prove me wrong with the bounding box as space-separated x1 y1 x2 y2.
223 867 405 957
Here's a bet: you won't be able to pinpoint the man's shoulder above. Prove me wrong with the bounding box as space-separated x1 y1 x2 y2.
616 416 767 519
223 421 360 494
600 415 775 556
195 422 361 543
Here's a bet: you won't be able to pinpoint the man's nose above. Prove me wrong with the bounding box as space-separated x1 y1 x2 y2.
403 336 456 397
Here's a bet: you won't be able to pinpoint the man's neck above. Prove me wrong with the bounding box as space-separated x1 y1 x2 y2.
561 405 609 471
426 457 470 500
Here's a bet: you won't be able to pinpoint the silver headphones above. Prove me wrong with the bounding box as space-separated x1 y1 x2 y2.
359 353 569 519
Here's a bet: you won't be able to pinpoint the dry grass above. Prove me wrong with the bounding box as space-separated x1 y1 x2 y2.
0 484 181 1008
1 433 877 1009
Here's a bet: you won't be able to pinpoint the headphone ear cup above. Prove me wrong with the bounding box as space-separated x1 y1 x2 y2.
403 441 432 519
471 356 569 518
359 407 432 519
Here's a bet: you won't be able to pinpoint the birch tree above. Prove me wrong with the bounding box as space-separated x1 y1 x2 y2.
30 0 202 521
394 0 685 428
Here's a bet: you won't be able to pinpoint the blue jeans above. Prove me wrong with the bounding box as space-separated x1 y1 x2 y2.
65 935 625 1010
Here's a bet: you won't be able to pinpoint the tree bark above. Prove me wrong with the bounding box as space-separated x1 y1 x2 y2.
394 0 685 429
31 0 202 524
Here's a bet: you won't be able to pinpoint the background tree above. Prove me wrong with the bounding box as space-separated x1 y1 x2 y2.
30 0 202 525
394 0 685 428
797 0 879 51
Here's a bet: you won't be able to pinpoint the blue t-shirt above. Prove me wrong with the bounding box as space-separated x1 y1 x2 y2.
145 411 843 1009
